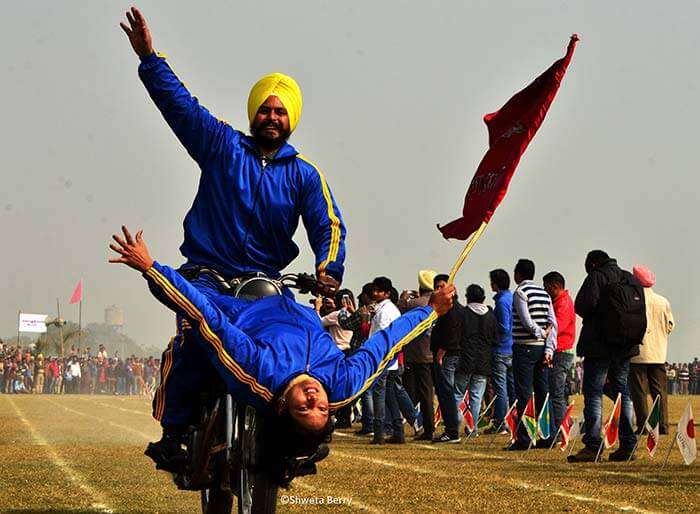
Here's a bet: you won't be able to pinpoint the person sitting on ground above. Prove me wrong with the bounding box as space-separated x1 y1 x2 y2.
109 226 455 471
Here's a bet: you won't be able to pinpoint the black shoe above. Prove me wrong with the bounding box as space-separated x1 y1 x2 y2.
432 433 461 444
334 421 352 429
385 435 405 444
535 438 553 449
144 438 187 473
505 440 530 451
482 425 501 435
567 446 598 463
370 436 386 445
608 447 636 462
354 428 374 436
414 432 434 441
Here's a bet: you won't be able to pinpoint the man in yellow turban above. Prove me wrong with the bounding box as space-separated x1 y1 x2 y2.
121 7 346 471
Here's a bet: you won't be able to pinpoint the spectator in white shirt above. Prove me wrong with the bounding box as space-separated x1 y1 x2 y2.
369 277 403 444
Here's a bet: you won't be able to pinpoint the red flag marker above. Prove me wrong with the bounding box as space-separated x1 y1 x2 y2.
438 35 579 241
69 280 83 305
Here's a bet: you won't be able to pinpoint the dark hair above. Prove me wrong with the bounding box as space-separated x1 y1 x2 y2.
433 273 450 286
514 259 535 280
466 284 486 303
334 289 355 309
543 271 565 289
261 408 334 487
585 250 610 273
372 276 393 293
489 269 510 291
390 287 399 304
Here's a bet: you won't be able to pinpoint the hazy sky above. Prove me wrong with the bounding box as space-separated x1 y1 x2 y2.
2 1 698 360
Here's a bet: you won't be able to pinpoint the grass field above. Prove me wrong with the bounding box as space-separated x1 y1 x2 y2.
0 394 697 513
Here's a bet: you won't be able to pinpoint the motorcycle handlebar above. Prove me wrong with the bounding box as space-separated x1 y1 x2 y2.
282 273 337 299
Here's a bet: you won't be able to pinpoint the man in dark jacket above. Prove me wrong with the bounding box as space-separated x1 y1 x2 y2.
568 250 642 463
431 274 466 443
455 284 498 436
398 270 437 441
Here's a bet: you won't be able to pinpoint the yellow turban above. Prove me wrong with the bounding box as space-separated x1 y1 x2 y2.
247 73 303 133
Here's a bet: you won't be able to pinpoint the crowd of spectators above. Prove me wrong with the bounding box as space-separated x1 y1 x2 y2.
0 342 160 396
312 254 697 461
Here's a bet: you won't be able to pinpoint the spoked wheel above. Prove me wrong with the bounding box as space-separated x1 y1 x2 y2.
236 406 278 514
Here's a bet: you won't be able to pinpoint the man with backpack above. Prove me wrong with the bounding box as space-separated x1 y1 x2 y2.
568 250 646 463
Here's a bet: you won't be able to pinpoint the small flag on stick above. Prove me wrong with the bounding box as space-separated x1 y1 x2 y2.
523 393 538 444
69 280 83 305
537 394 552 440
604 393 622 449
645 396 661 458
505 400 519 443
559 402 576 450
676 401 697 465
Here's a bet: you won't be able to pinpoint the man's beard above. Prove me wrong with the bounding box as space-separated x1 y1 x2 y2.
250 121 290 150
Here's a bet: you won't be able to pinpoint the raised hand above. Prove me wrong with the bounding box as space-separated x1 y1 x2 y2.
119 6 154 58
109 225 154 273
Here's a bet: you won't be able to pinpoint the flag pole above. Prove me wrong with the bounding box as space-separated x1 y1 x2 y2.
595 392 621 463
567 419 580 457
56 298 64 358
488 400 516 449
78 299 82 350
549 425 562 450
477 396 497 427
447 221 488 285
660 427 678 470
627 395 659 463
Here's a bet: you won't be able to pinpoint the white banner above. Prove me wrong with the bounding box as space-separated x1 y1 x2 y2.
19 313 48 333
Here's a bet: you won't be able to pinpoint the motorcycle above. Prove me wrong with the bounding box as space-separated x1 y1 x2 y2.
168 271 334 514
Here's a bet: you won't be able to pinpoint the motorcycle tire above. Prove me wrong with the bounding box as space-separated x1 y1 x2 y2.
201 486 233 514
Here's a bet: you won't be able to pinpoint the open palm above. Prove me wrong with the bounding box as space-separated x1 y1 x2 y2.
119 6 154 58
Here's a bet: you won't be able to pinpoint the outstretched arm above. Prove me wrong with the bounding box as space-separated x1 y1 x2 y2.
120 7 233 165
108 226 273 402
328 286 455 408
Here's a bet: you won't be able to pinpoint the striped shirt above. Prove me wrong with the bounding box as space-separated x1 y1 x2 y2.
512 280 557 354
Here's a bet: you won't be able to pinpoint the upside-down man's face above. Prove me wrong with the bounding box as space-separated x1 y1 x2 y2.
250 95 291 148
283 377 329 432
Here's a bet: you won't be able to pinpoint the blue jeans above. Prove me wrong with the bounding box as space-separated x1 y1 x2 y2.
549 352 575 434
360 389 374 431
454 371 488 434
491 352 514 425
512 344 549 442
389 368 417 425
582 356 637 451
434 355 461 438
372 369 403 438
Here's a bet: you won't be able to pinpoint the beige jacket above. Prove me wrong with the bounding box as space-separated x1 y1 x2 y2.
631 288 674 364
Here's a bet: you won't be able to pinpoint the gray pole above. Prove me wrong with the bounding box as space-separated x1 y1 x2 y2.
660 428 678 470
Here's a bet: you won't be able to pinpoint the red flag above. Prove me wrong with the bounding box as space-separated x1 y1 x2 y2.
69 280 83 305
463 408 475 433
434 406 442 426
604 393 622 449
559 402 575 449
504 400 519 443
438 35 579 240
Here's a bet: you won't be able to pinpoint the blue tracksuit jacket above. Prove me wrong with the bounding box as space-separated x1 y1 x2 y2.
138 53 346 281
144 262 436 415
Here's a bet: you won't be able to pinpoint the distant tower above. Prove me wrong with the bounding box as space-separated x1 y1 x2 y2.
104 305 124 332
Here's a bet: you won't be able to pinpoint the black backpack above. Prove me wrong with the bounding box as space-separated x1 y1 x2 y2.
604 271 647 347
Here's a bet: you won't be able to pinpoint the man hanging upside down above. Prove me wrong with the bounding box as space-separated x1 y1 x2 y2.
109 227 456 471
